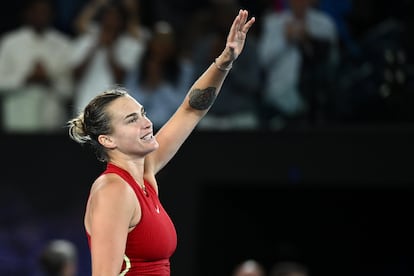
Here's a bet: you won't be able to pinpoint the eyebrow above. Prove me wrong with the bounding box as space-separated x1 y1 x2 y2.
123 107 144 120
124 112 138 120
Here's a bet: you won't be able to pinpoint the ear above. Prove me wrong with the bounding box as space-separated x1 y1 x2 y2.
98 134 116 149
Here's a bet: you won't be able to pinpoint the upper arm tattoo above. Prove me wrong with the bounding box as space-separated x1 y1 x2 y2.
188 87 217 110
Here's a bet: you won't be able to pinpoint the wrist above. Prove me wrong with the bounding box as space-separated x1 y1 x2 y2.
214 56 233 72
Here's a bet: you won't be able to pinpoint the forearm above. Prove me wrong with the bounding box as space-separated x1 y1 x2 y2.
150 54 234 172
182 52 233 115
148 9 254 174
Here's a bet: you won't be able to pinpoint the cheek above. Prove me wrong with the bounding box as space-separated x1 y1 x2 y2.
122 131 140 145
114 128 139 145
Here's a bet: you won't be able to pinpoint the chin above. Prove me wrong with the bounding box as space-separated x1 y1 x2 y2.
152 141 160 151
148 140 159 152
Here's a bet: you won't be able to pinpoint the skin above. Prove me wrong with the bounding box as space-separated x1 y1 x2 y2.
84 9 255 276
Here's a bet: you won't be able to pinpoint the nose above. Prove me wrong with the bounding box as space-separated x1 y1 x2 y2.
143 116 153 129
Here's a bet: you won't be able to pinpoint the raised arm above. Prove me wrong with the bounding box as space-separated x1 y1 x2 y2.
145 9 255 175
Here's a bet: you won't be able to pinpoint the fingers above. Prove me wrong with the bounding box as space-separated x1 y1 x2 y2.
237 10 255 34
239 9 248 26
227 10 242 41
228 10 254 38
237 10 256 33
242 17 255 34
235 10 247 33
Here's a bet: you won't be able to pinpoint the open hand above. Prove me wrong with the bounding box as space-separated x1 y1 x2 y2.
224 9 255 62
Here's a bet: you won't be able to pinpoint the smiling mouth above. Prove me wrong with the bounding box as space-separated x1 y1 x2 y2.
141 133 153 141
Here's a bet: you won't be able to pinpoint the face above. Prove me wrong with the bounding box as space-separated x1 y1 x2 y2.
103 95 158 157
26 1 53 32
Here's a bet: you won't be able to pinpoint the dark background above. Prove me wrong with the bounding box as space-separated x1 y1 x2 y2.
2 126 414 275
0 0 414 275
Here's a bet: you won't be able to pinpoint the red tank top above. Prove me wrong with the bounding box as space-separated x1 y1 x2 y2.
86 163 177 276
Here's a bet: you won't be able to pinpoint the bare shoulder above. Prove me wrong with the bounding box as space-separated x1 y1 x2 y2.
85 173 139 234
89 173 135 203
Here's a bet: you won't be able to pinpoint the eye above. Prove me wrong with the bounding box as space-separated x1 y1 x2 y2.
128 115 139 123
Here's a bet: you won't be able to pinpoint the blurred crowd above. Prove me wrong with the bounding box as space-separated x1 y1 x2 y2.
0 0 413 134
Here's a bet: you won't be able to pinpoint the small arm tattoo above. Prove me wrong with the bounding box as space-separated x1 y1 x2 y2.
188 87 217 110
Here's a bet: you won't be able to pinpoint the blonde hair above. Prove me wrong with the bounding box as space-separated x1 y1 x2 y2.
67 112 90 144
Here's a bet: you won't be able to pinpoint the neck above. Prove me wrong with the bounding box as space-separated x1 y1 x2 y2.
109 159 145 185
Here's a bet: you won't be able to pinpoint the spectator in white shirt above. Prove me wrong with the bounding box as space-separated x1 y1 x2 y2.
69 0 145 116
258 0 339 128
0 0 74 133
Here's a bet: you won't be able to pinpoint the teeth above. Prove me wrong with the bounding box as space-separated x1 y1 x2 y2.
141 134 152 140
